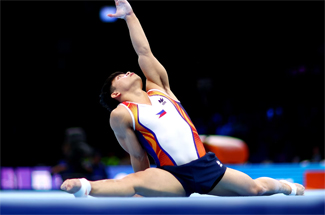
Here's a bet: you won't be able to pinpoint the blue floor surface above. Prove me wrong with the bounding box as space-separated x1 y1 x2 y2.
1 190 324 215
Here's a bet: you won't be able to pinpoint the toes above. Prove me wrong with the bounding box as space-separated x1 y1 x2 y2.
295 183 305 195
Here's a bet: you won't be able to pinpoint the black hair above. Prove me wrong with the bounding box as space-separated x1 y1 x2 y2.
99 71 125 112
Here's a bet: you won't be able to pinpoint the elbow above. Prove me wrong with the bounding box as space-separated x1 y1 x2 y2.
133 152 147 162
137 46 151 56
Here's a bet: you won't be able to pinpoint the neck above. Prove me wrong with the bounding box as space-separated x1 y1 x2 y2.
121 89 151 105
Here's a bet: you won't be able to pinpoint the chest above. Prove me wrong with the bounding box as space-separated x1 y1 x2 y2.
137 95 183 129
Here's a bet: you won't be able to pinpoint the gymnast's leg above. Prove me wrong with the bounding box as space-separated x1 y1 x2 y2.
61 167 186 197
209 167 305 196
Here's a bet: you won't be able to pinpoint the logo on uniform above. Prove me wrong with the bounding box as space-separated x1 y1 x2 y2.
158 98 166 105
216 160 223 167
156 109 167 118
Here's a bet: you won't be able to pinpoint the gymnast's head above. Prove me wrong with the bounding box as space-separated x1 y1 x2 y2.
99 71 142 112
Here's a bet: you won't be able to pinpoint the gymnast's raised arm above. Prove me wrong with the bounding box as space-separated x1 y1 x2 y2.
108 0 178 100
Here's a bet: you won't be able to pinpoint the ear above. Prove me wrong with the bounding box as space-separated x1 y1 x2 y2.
111 91 121 99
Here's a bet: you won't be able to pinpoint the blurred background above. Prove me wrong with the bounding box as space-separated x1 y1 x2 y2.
1 0 324 186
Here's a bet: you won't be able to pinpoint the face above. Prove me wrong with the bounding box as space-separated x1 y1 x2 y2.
111 71 142 99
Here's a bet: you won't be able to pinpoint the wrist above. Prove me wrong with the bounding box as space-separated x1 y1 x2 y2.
124 12 135 21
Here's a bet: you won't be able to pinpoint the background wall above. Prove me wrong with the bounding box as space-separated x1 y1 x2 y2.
1 1 324 167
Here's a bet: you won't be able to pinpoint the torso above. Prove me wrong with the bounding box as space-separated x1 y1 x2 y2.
120 89 206 167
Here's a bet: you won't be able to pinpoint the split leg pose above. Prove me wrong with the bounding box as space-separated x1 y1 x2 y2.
61 0 305 198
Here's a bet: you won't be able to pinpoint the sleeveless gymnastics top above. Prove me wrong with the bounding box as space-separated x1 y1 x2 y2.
119 89 206 167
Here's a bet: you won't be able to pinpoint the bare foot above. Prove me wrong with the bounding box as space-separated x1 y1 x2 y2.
280 180 305 196
294 183 305 195
60 179 82 194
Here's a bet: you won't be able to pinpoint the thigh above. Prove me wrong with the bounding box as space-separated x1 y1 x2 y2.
208 167 259 196
127 167 187 197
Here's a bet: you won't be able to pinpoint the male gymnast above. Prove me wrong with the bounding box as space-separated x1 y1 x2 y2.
61 0 304 197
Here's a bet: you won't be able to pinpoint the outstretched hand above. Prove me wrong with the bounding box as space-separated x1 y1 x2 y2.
108 0 133 19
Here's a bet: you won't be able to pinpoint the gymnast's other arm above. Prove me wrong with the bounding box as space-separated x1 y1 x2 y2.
108 0 178 100
110 106 150 172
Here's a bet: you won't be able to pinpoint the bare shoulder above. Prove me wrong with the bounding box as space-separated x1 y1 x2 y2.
146 80 179 101
110 105 132 130
110 105 127 120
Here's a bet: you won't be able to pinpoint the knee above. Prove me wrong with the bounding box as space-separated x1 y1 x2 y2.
119 173 139 186
115 174 141 196
121 171 149 189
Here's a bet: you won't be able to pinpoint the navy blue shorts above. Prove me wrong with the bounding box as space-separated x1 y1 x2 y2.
158 152 227 197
